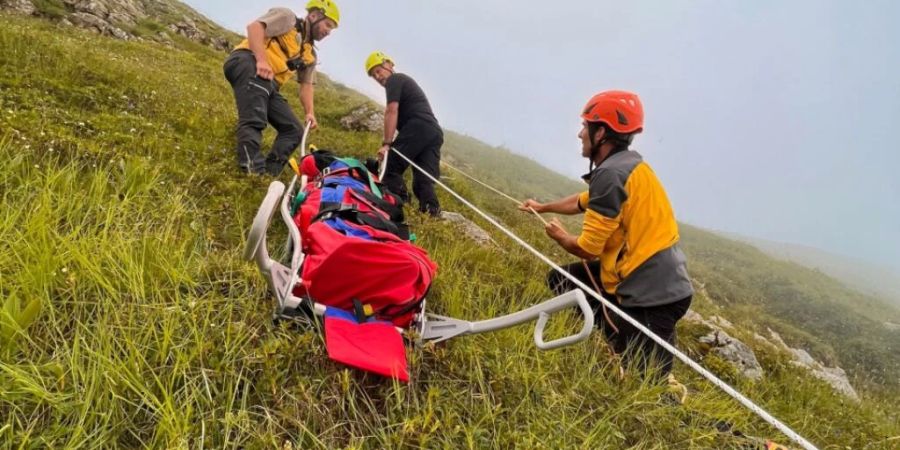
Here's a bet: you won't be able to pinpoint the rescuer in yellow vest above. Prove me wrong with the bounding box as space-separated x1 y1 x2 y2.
521 91 693 379
223 0 340 175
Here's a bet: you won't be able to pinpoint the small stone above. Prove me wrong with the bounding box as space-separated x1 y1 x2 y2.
439 211 494 247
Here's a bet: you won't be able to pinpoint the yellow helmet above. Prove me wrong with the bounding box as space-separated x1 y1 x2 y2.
306 0 340 26
365 51 393 75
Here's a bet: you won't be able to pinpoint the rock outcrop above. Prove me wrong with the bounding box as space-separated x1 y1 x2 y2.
339 105 384 133
685 311 860 399
685 311 763 381
767 330 860 402
685 311 764 380
3 0 35 15
1 0 233 50
696 326 765 381
439 212 494 247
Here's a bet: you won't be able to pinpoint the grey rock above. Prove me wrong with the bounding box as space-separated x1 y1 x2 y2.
789 348 818 367
2 0 35 15
68 12 108 32
209 36 230 51
107 11 135 26
107 25 129 40
700 329 764 381
169 21 205 41
340 105 384 132
885 322 900 332
788 348 860 402
113 0 143 19
439 211 494 246
71 0 109 18
4 0 228 51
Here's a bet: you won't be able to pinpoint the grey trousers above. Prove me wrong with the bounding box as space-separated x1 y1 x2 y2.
223 50 302 175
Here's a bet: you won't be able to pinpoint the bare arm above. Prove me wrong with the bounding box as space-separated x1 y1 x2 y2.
300 82 316 129
246 21 273 79
377 102 400 160
520 193 583 215
383 101 399 144
545 218 596 259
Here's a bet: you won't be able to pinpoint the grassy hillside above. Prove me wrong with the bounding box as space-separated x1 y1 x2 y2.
724 233 900 309
2 13 899 449
680 226 900 392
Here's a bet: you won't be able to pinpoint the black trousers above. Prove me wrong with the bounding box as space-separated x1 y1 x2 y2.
548 260 692 378
223 50 302 175
383 120 443 213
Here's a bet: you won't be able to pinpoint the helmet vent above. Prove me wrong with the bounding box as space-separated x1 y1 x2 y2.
616 110 629 126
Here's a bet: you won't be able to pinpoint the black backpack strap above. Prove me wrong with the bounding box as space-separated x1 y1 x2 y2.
313 203 410 240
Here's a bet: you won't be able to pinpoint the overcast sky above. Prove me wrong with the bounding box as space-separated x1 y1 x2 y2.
185 0 900 273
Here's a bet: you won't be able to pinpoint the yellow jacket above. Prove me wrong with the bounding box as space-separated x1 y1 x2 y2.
234 22 316 87
576 150 693 307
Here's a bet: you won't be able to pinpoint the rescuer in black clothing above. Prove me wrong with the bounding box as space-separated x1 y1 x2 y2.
366 51 443 217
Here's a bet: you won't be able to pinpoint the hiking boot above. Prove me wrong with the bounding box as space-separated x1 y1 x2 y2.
265 160 286 177
420 203 442 218
238 163 267 176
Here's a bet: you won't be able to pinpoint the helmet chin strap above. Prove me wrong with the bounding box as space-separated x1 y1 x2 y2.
587 129 607 174
308 13 326 40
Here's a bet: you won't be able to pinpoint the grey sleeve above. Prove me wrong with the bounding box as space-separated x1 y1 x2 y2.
297 64 317 84
257 7 297 37
385 74 404 104
587 168 629 218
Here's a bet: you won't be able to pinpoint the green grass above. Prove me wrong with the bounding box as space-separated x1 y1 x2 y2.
1 12 898 448
30 0 68 20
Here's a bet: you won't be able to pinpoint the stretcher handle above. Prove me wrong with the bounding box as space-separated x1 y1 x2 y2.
533 289 595 350
299 120 312 189
244 181 286 267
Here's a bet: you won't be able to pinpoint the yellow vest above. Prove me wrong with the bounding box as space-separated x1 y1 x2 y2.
577 154 682 297
234 26 316 86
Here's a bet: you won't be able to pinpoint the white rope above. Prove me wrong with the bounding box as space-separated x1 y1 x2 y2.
440 159 548 225
441 160 522 205
390 147 819 450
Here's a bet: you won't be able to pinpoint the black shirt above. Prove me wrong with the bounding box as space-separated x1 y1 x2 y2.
385 73 439 131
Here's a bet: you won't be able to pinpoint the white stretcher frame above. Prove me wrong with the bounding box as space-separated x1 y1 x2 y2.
242 124 594 350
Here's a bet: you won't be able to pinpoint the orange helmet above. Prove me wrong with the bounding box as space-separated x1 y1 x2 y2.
581 90 644 134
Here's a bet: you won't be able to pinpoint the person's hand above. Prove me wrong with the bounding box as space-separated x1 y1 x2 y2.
305 113 318 130
519 199 544 213
376 145 390 162
255 59 274 80
545 218 569 242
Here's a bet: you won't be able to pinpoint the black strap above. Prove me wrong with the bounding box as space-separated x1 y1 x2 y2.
352 299 368 323
351 189 404 223
313 203 409 240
